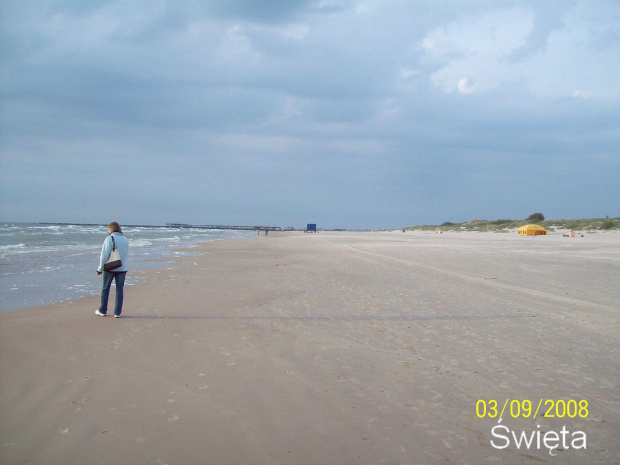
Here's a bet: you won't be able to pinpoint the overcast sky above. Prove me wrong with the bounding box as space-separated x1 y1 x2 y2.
1 1 618 229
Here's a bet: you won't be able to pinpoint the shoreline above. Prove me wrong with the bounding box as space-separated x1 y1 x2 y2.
1 231 618 464
0 227 258 314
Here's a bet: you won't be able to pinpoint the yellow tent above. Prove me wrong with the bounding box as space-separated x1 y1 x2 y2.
518 224 547 236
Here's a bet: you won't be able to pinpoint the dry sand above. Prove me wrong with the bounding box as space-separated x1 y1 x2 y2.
1 231 619 465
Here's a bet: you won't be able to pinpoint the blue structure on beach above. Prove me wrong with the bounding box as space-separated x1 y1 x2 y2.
306 224 317 233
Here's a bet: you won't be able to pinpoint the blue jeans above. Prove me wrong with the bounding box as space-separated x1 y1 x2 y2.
98 271 127 316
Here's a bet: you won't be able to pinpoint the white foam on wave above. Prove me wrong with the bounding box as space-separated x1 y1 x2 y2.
27 225 63 232
0 243 26 251
154 235 181 242
131 239 153 248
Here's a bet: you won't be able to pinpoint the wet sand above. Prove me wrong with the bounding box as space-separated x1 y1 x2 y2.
1 231 619 464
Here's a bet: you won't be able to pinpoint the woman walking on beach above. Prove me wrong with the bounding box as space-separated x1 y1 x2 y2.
95 222 129 318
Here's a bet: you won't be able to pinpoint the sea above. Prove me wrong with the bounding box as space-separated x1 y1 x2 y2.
0 223 256 313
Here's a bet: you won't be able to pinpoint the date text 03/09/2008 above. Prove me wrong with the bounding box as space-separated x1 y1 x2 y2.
476 399 588 420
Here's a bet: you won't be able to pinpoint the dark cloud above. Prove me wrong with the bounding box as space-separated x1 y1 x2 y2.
509 1 567 62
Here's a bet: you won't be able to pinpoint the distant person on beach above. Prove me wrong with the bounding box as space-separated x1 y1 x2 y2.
95 222 129 318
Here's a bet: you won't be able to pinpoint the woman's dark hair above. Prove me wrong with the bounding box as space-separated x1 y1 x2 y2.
108 222 122 233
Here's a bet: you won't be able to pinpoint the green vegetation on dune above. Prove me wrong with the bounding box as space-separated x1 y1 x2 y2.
403 217 619 233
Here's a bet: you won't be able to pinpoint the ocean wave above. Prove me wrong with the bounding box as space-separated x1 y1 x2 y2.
26 225 63 232
155 235 181 242
131 239 154 248
0 243 26 251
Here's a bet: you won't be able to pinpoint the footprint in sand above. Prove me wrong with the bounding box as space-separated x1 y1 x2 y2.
219 347 236 366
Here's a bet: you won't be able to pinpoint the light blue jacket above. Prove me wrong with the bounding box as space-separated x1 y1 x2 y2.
98 232 129 272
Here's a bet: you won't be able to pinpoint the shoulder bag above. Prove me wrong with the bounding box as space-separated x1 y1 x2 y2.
103 235 123 271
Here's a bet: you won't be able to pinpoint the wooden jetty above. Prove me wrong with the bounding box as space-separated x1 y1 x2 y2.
166 223 282 231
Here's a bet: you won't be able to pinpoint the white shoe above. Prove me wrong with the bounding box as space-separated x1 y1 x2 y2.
114 315 121 318
95 310 106 316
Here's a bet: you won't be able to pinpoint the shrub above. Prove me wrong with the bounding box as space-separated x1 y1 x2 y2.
527 212 545 222
601 219 615 230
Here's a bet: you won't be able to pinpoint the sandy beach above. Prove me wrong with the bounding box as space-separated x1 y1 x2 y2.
1 231 619 465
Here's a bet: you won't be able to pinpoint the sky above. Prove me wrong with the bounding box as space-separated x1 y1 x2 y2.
1 1 619 230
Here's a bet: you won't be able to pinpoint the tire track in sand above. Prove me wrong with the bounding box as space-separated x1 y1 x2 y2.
327 240 618 314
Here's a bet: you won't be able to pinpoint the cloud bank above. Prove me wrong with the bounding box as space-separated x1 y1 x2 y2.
1 1 618 229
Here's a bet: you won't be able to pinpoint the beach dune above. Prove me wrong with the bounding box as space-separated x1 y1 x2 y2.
1 231 619 464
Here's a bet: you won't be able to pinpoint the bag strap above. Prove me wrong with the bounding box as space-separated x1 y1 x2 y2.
111 235 116 251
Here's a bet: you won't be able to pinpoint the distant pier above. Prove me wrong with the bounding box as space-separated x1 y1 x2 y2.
166 223 282 231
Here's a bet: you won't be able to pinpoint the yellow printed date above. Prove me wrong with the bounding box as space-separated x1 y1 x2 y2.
476 399 589 419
